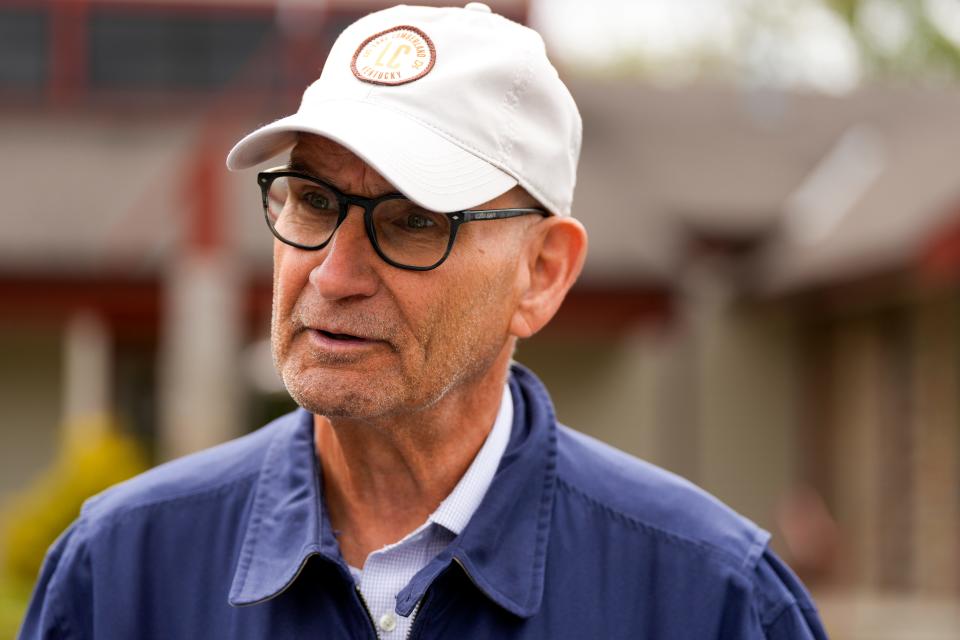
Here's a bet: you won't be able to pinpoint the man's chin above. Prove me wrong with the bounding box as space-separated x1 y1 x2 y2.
281 365 401 419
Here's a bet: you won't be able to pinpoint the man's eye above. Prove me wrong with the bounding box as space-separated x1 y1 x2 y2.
303 192 332 210
405 214 436 229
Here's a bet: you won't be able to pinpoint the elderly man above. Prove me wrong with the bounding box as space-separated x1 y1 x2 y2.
21 3 827 639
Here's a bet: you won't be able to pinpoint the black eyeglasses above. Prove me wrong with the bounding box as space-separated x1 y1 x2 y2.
257 167 549 271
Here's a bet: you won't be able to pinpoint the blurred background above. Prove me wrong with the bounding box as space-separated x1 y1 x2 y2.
1 0 959 637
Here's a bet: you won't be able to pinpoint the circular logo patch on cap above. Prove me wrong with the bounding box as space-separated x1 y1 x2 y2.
351 25 436 86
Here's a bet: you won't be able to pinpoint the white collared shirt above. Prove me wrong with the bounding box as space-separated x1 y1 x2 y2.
346 384 513 638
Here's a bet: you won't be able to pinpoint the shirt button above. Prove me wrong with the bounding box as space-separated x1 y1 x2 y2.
378 612 398 633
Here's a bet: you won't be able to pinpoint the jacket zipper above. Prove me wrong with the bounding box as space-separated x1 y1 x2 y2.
358 558 470 640
407 558 473 640
355 584 423 640
401 556 480 640
403 592 433 640
354 585 380 639
402 599 422 640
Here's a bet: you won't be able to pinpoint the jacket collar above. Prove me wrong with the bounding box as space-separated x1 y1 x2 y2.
228 363 558 619
227 407 338 607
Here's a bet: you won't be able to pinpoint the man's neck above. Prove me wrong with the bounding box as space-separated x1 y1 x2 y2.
314 351 512 569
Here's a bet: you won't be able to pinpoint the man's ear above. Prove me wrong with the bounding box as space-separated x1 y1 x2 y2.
510 217 588 338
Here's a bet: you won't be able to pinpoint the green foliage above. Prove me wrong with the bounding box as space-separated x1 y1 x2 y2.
826 0 858 24
0 414 148 636
826 0 960 80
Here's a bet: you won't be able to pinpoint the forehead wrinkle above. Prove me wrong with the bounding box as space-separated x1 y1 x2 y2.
290 135 397 198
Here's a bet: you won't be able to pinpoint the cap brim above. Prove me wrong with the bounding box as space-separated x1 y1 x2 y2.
226 100 518 212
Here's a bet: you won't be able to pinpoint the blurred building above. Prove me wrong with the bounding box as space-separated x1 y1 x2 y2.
0 0 531 464
2 0 960 637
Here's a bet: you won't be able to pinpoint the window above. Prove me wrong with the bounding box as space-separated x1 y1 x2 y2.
89 9 274 90
0 9 48 89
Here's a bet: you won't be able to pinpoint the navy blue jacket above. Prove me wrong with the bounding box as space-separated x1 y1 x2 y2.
21 365 827 639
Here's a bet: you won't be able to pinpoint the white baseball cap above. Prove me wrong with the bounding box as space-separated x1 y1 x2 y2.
226 2 581 216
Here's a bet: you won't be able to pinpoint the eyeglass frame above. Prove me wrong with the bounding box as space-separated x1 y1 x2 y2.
257 167 550 271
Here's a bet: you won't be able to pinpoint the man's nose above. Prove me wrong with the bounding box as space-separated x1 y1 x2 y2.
308 206 380 300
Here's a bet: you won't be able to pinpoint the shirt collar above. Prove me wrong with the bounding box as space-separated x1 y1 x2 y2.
228 364 557 620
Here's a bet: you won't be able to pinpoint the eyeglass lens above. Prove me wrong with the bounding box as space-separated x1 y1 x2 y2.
265 175 453 268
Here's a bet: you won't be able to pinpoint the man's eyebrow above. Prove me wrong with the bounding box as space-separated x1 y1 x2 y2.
284 158 404 199
285 160 351 192
285 159 344 188
285 159 313 174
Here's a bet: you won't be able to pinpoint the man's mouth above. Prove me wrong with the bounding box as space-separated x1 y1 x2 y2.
300 322 397 352
317 329 366 342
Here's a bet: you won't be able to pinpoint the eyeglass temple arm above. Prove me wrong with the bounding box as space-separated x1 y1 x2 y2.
459 208 549 222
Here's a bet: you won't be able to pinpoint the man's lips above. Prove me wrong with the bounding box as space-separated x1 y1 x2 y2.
315 328 367 342
300 325 395 351
302 328 373 352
